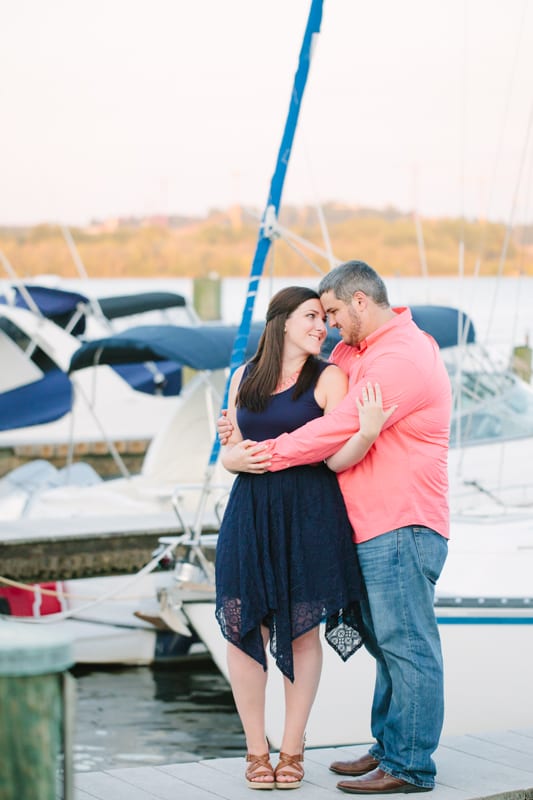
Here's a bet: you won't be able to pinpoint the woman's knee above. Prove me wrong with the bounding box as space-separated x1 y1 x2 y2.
292 626 321 655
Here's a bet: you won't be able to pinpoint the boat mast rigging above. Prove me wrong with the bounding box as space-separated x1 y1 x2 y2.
187 0 325 550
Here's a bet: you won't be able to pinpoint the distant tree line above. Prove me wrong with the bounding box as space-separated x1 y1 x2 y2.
1 204 531 280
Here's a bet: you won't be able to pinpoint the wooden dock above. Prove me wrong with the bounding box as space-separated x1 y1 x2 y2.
0 440 149 479
0 513 218 581
74 728 533 799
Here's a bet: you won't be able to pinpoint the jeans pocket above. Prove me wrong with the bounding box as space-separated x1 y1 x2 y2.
412 527 448 584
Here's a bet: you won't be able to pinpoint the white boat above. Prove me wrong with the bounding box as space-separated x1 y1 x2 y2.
0 283 202 464
0 354 225 665
0 321 265 521
0 571 209 667
0 323 262 665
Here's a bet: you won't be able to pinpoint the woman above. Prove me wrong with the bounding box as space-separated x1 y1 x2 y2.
215 286 391 789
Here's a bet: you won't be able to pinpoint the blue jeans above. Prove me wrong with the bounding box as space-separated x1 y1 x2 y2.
356 526 448 789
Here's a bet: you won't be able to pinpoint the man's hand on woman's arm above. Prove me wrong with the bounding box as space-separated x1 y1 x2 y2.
217 409 234 446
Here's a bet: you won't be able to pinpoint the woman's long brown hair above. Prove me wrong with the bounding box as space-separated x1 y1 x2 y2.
237 286 325 413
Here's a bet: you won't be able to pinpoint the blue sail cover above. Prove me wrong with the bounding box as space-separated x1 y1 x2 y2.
0 285 191 396
97 292 187 320
0 369 73 431
112 361 183 396
0 285 90 335
0 285 189 327
69 324 265 373
410 305 475 348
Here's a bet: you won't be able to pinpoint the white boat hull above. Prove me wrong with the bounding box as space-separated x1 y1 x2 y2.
0 572 208 667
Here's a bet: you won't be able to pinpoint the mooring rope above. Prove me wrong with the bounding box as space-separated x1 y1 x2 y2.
0 538 179 624
0 574 154 602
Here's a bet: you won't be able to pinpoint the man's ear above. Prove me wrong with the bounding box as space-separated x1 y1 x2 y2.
352 290 368 309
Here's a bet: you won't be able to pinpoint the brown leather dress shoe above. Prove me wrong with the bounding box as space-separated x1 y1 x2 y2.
337 767 432 794
330 752 380 776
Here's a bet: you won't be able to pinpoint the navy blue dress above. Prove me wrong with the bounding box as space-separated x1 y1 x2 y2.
215 360 364 682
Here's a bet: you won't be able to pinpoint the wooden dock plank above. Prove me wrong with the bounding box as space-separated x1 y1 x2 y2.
164 756 343 798
160 760 264 800
74 730 533 800
75 770 163 800
304 743 372 767
442 733 533 771
96 764 222 800
474 729 533 755
434 745 533 796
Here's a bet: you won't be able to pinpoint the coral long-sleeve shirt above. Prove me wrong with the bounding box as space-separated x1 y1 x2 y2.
262 307 452 543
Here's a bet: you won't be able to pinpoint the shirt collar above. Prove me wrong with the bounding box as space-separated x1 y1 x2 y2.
354 306 412 353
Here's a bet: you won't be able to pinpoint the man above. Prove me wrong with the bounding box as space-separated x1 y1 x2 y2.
220 261 451 794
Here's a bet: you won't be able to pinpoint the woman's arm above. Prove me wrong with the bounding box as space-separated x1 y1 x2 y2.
326 382 396 472
220 366 273 474
220 367 244 473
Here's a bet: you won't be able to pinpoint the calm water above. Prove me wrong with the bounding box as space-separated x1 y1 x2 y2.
72 661 245 772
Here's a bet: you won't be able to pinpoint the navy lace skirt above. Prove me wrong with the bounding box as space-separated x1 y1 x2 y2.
215 464 364 682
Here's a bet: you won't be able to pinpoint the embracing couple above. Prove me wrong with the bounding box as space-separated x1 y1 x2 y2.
215 260 451 794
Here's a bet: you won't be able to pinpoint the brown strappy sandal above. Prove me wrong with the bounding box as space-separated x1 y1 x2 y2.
274 751 304 789
245 752 275 790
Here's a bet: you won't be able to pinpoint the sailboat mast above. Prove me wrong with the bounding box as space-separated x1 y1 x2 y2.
208 0 324 466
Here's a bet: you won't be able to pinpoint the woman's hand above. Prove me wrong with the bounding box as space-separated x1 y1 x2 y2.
325 382 397 473
222 440 272 473
356 382 397 441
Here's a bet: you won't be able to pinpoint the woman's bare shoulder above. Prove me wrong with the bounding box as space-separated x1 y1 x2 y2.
318 362 348 387
230 363 247 386
315 362 348 411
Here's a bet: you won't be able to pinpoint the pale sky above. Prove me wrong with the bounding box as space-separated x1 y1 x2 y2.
1 0 532 226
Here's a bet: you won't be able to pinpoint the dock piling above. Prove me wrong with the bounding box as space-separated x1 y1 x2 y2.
0 622 74 800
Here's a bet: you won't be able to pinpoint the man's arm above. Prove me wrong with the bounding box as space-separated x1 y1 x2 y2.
217 356 427 474
263 357 426 471
262 384 365 470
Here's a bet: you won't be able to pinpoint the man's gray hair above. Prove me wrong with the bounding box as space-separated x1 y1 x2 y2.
318 260 390 307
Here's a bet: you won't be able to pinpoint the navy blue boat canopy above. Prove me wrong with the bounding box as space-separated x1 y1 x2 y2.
409 305 475 348
97 292 187 320
0 369 73 431
69 324 266 373
0 285 189 328
0 285 90 335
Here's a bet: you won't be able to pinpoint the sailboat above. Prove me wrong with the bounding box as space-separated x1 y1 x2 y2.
0 275 202 481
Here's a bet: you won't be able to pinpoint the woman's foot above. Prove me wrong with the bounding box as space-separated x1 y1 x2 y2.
274 751 304 789
245 753 275 790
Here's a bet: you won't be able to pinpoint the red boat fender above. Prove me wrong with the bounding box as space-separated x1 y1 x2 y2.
0 583 65 616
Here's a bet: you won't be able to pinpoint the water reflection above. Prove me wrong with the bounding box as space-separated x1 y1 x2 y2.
72 661 245 772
